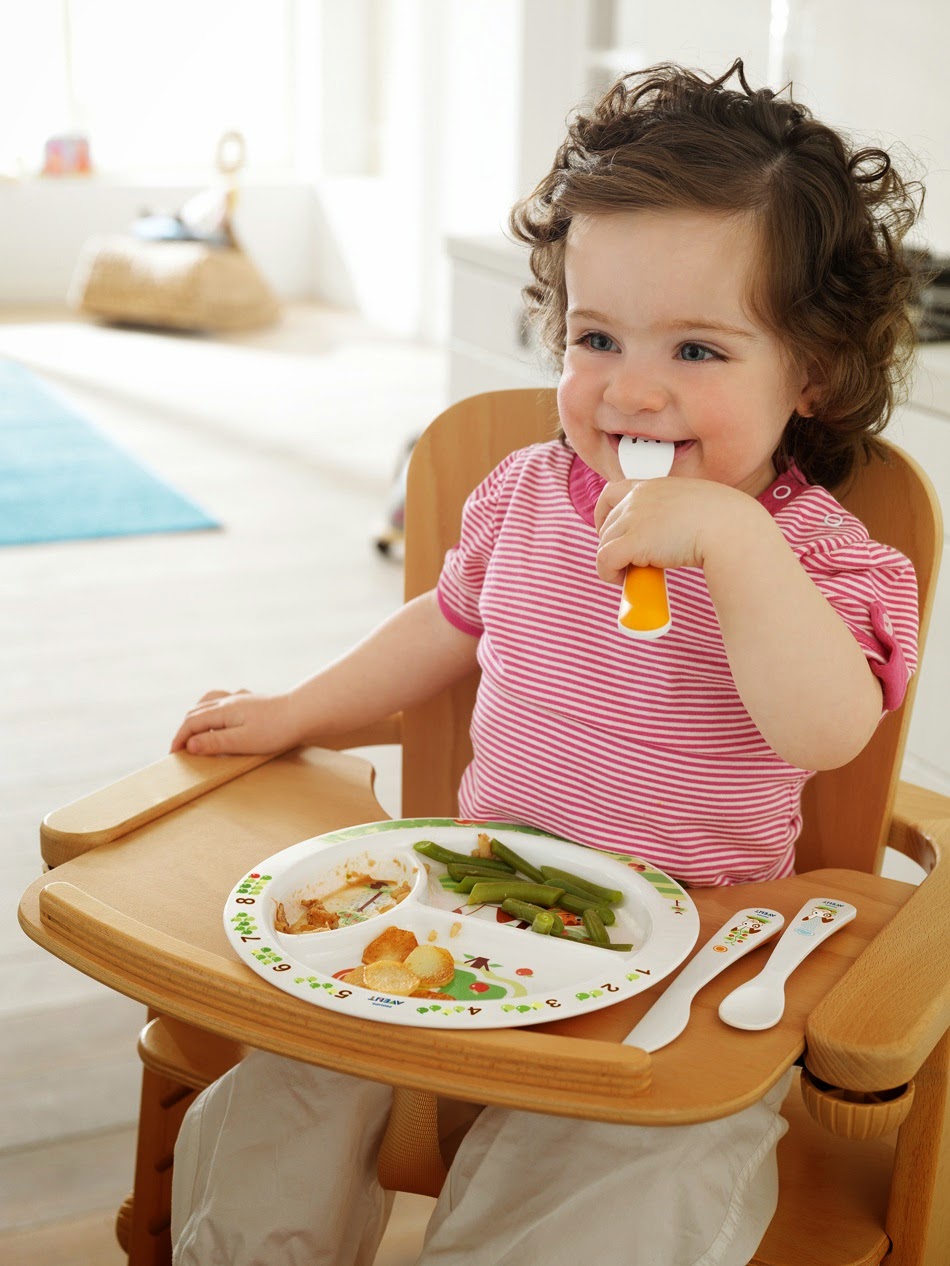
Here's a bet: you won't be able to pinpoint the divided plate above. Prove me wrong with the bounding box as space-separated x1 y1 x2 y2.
224 818 699 1029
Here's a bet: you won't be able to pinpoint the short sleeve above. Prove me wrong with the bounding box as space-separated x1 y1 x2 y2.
436 453 519 638
796 534 919 713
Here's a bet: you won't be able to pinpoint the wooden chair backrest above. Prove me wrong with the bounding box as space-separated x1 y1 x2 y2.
401 388 943 876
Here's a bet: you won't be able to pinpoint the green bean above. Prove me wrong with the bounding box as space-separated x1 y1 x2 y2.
531 911 556 936
502 899 565 935
467 881 565 907
454 874 486 893
489 838 546 884
413 841 514 872
446 861 516 882
500 897 548 922
540 865 623 906
556 893 616 925
564 931 634 952
582 907 611 946
539 871 605 902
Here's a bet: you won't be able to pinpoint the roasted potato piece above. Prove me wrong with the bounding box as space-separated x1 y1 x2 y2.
362 960 419 995
341 966 366 987
362 926 419 965
404 944 455 988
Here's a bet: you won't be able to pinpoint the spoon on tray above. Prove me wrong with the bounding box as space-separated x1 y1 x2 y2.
718 897 857 1031
616 436 676 639
622 907 784 1052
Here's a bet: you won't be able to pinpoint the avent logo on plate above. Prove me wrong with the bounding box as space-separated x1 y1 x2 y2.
369 995 405 1008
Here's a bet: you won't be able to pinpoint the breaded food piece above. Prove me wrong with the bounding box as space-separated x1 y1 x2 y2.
273 898 339 935
341 966 366 987
363 960 419 995
299 898 339 930
362 926 419 965
404 944 455 988
475 832 494 858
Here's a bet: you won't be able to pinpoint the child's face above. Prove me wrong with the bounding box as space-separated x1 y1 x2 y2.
558 209 814 496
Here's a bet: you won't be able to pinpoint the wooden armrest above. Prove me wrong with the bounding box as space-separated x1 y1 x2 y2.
39 714 404 869
41 750 279 868
805 807 950 1091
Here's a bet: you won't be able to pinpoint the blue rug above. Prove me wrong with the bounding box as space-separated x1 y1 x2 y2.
0 361 219 545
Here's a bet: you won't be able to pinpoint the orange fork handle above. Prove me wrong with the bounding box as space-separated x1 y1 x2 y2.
618 564 672 639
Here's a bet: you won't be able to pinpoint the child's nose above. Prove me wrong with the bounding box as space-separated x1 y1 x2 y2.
603 367 668 415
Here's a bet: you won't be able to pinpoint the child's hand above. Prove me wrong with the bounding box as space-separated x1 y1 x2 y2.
170 689 300 756
594 477 760 584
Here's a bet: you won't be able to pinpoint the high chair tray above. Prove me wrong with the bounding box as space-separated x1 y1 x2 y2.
18 745 920 1126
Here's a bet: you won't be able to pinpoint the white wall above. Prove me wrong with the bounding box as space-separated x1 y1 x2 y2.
782 0 950 254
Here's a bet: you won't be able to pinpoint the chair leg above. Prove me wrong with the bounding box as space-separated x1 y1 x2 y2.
122 1066 198 1266
117 1016 246 1265
885 1030 950 1266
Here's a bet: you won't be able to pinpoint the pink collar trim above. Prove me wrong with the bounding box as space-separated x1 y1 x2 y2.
567 453 810 526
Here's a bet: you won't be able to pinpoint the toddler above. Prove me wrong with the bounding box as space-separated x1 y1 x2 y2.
169 61 921 1266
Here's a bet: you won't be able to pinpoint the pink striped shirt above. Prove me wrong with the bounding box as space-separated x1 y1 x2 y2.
436 441 918 886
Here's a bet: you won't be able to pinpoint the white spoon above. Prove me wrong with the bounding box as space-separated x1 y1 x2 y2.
616 436 675 639
622 907 784 1052
718 897 857 1031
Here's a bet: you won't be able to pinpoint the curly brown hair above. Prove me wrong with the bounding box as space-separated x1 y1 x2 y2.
509 59 925 489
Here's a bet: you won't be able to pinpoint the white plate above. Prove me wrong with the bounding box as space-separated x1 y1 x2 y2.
224 818 699 1030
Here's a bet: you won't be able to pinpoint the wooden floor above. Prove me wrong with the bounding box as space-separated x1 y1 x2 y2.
1 304 444 1264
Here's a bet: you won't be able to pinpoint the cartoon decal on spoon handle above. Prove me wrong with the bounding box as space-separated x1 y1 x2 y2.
717 897 857 1031
616 436 675 640
622 906 784 1052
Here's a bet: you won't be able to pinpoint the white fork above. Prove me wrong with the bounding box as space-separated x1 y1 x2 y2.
616 436 675 639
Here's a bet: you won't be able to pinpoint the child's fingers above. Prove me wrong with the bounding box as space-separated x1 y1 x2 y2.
170 698 243 752
596 534 644 586
594 480 638 532
182 724 251 756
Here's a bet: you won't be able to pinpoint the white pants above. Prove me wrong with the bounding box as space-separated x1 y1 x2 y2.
172 1052 792 1266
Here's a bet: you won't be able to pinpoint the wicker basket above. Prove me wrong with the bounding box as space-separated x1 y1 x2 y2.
70 234 280 332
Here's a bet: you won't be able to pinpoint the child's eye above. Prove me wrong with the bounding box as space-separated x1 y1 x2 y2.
678 342 718 363
579 331 618 353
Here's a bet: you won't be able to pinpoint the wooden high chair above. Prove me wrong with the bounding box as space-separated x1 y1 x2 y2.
19 389 950 1266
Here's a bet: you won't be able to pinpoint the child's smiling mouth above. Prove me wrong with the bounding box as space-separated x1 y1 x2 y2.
608 433 696 459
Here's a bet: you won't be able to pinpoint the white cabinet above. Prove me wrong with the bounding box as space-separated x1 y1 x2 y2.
446 234 949 793
446 235 556 403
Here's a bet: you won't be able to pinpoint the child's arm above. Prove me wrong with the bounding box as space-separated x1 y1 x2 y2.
595 479 883 771
169 589 479 756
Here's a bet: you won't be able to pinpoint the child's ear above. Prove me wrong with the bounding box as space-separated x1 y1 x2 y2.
793 362 824 419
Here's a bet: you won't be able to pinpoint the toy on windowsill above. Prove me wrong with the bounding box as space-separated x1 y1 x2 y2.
42 133 92 176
